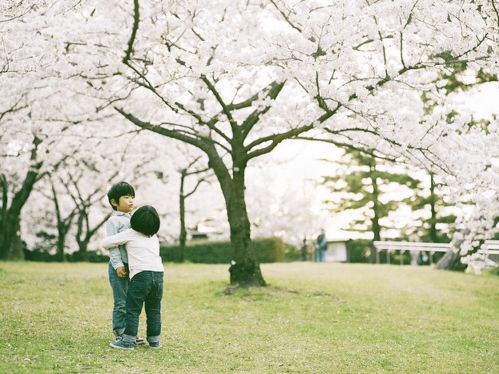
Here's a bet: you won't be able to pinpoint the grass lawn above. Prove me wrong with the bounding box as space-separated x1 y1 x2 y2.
0 262 498 373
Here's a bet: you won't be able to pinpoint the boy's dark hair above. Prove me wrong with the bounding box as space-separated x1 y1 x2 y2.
131 205 160 237
107 182 135 210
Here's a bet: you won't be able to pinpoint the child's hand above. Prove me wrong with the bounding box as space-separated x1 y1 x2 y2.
116 266 127 278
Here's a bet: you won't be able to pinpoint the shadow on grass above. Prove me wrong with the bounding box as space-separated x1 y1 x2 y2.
220 284 343 304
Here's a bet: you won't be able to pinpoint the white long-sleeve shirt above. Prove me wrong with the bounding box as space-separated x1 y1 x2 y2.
101 229 164 279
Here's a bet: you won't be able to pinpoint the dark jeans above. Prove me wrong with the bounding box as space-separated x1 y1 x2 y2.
108 262 129 336
123 271 163 344
315 249 327 262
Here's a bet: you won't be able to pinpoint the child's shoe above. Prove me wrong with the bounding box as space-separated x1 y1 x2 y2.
110 338 135 350
135 337 146 345
149 341 161 349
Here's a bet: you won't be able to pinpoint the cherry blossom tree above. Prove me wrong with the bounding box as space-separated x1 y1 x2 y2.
48 0 495 284
269 0 499 261
0 1 105 258
3 0 497 280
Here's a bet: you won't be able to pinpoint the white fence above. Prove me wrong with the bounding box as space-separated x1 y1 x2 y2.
373 240 499 265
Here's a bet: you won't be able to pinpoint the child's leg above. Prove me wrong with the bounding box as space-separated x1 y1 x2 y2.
123 272 148 343
144 272 163 344
108 262 129 336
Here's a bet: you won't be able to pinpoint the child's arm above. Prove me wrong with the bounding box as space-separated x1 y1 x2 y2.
101 229 134 250
106 218 126 271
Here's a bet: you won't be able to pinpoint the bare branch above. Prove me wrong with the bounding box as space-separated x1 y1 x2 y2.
115 107 231 155
241 81 286 139
246 124 314 160
295 136 399 162
201 74 238 134
269 0 302 33
123 0 140 65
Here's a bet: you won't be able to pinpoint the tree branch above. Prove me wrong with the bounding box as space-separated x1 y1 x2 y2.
245 124 314 160
269 0 302 33
123 0 140 65
201 75 238 135
240 81 286 139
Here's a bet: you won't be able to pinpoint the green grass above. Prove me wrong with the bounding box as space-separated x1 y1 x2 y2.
0 262 498 373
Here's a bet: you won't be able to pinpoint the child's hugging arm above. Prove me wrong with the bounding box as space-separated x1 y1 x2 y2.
101 230 134 278
101 229 134 250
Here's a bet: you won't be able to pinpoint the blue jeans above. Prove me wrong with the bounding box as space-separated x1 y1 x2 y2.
315 249 327 262
123 271 163 344
108 262 129 336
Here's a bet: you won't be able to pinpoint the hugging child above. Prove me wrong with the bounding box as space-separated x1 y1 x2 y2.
106 182 143 343
101 205 164 350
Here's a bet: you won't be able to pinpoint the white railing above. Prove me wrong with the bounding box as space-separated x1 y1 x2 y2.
373 241 450 265
477 240 499 256
373 240 499 265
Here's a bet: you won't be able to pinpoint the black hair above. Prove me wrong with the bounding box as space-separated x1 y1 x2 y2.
107 182 135 210
131 205 160 237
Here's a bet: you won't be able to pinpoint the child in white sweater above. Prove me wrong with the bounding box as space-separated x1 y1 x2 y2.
101 205 164 350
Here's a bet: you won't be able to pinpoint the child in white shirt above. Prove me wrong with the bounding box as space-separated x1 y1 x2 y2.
101 205 164 350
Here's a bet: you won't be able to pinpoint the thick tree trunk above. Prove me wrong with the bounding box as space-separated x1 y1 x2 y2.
0 215 24 260
77 241 89 260
225 166 265 287
0 137 43 260
55 225 69 262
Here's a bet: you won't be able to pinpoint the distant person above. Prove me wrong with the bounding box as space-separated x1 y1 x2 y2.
315 229 328 262
101 205 164 350
300 237 308 261
105 182 145 345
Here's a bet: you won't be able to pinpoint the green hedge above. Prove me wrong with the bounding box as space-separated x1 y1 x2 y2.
283 242 301 262
23 249 108 263
345 239 372 263
160 237 289 263
24 237 295 264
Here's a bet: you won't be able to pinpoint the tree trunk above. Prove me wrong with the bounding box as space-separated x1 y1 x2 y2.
429 173 438 242
77 241 89 260
436 250 466 271
75 213 88 260
0 214 24 260
75 209 110 260
370 164 381 263
436 233 467 271
0 137 43 260
225 166 266 287
56 224 69 262
179 170 187 262
51 182 75 263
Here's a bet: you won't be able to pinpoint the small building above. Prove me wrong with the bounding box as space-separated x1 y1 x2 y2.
325 240 347 262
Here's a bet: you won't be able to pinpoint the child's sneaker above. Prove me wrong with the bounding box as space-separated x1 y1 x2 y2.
149 341 161 349
110 338 135 350
135 337 146 345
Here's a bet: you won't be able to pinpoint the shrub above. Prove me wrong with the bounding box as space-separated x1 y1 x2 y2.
283 242 301 262
161 237 288 263
24 249 108 263
345 239 372 263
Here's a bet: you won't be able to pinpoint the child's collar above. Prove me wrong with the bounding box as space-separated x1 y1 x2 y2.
114 211 130 217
